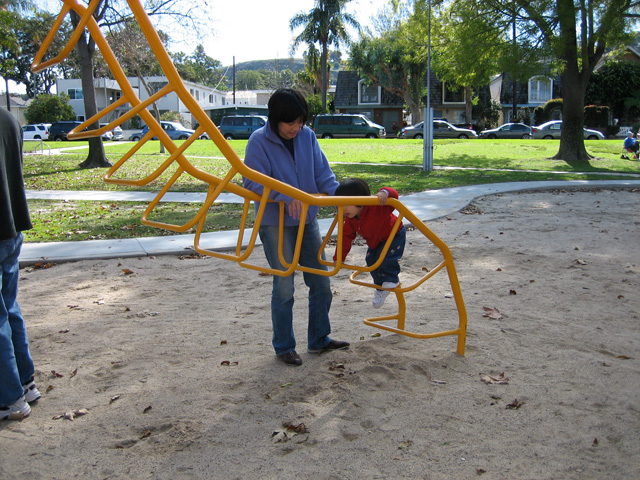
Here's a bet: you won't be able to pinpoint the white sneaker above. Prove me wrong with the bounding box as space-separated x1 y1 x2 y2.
372 282 398 309
23 378 41 403
0 395 31 420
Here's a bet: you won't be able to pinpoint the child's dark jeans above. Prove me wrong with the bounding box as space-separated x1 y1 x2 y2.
366 225 406 286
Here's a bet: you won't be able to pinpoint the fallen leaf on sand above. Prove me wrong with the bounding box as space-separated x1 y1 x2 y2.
481 373 509 385
284 422 307 433
482 306 503 320
506 399 524 409
53 408 89 420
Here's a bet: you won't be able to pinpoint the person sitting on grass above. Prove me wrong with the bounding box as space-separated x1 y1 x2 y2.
332 178 406 309
622 131 638 160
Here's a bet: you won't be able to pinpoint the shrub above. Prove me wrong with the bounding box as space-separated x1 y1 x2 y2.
25 93 75 124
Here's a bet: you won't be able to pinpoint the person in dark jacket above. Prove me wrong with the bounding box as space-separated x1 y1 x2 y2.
0 108 41 420
243 88 349 366
332 178 406 309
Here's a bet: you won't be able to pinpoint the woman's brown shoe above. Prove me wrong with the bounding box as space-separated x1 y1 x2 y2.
280 351 302 366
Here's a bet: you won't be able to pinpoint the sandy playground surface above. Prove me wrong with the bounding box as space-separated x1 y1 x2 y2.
0 188 639 480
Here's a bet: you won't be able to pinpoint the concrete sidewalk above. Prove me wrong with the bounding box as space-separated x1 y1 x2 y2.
20 179 640 265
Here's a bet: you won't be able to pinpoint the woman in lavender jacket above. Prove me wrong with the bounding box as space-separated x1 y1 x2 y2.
243 88 349 366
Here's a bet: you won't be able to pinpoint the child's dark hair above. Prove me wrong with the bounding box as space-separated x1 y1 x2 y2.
268 88 308 133
335 178 371 197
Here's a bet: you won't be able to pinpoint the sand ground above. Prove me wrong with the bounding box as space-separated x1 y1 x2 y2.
1 188 639 480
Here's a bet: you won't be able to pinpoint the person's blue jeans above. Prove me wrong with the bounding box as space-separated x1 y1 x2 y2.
366 226 406 286
0 232 35 407
259 218 333 356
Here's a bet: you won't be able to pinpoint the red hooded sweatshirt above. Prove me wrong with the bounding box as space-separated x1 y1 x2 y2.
333 187 403 262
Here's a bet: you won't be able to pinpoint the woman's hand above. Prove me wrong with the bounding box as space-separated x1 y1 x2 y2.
288 199 303 220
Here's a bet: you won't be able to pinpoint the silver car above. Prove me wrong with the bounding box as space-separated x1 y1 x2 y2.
479 123 532 139
531 120 605 140
400 120 477 139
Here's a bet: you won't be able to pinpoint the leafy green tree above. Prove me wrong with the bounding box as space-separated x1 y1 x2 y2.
290 0 360 110
37 0 214 169
0 9 20 109
189 44 224 87
586 60 640 123
25 93 75 123
108 19 169 152
11 11 66 97
235 70 266 90
479 0 637 163
431 1 503 123
349 19 428 122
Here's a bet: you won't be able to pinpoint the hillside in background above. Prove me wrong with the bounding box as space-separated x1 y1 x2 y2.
222 58 341 88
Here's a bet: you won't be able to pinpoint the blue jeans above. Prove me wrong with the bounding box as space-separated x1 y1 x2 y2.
0 233 35 407
259 218 333 356
366 226 406 286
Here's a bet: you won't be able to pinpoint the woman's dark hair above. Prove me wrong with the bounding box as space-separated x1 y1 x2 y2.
268 88 308 132
335 178 371 197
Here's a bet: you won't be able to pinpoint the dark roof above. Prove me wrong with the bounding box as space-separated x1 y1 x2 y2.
334 71 404 107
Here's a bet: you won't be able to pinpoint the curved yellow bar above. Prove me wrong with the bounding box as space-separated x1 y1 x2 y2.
32 0 467 355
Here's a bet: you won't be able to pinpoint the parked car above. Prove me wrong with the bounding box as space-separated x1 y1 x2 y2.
101 130 113 141
313 114 386 139
21 123 49 140
99 123 124 141
132 121 197 141
479 123 532 139
48 121 83 141
400 120 477 139
531 120 605 140
217 115 267 140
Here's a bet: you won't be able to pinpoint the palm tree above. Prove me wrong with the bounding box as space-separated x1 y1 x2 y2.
290 0 360 110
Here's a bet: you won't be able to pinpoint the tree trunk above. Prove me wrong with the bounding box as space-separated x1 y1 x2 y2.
465 86 472 125
551 0 591 165
512 78 517 122
320 41 328 111
553 68 591 164
71 11 112 169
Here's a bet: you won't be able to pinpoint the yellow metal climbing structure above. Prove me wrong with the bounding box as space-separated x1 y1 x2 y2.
32 0 467 355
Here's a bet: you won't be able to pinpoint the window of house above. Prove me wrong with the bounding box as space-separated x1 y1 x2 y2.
442 83 464 104
529 76 553 103
358 80 380 104
68 88 83 100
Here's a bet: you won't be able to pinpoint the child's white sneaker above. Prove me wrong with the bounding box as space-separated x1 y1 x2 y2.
23 378 41 403
372 282 399 309
0 395 31 420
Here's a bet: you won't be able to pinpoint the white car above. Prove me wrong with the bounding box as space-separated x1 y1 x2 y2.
22 124 49 140
531 120 605 140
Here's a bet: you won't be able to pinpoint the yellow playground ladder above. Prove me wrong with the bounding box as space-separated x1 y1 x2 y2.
32 0 467 355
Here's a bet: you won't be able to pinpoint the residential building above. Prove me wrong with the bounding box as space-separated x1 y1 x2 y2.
494 72 563 124
333 71 404 133
334 70 476 131
0 94 31 125
55 76 227 129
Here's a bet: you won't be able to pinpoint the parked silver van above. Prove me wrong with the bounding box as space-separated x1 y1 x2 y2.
313 114 386 139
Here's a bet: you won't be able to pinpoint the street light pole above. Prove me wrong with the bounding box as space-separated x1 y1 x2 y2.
423 0 433 172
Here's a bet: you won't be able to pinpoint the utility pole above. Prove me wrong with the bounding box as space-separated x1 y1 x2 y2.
423 0 433 172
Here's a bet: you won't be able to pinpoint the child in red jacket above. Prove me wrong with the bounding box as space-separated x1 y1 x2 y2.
333 178 406 308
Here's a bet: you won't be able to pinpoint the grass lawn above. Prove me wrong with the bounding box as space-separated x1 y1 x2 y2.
23 137 639 243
